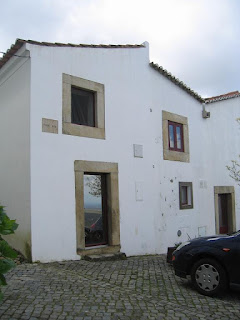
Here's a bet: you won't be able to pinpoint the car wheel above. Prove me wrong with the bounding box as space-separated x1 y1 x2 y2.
191 258 227 296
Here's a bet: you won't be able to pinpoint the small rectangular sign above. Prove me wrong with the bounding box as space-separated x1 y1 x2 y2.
133 144 143 158
42 118 58 134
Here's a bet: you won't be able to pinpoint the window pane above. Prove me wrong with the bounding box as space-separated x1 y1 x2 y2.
176 126 182 149
84 174 107 246
181 186 188 205
187 186 192 205
71 87 95 127
169 124 174 148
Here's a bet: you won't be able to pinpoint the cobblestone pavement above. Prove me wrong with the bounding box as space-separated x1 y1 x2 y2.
0 255 240 320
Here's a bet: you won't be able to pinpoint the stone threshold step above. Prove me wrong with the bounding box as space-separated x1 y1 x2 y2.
82 252 126 262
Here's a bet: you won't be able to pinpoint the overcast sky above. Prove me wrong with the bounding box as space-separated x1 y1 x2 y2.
1 0 239 97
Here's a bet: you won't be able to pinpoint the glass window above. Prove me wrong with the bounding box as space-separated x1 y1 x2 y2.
179 182 193 209
71 87 95 127
176 126 182 149
84 174 108 246
168 121 184 152
181 186 188 205
169 124 174 148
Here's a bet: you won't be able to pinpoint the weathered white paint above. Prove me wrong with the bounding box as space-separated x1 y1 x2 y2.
0 46 31 258
0 41 239 262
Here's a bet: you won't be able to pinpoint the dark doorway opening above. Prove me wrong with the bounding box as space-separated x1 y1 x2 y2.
218 193 231 234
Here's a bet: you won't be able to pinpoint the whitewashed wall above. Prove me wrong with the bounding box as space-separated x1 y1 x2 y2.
28 43 150 262
206 98 240 227
147 71 240 254
26 42 240 262
0 46 31 258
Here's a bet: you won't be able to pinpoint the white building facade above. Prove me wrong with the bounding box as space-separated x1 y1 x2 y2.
0 39 239 262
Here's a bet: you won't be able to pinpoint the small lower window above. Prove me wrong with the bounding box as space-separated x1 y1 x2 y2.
179 182 193 209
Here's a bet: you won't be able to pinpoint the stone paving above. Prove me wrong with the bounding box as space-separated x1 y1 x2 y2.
0 255 240 320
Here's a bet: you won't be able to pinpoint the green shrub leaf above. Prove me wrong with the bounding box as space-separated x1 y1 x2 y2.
0 274 7 286
0 240 18 259
0 206 18 235
0 204 19 302
0 259 16 274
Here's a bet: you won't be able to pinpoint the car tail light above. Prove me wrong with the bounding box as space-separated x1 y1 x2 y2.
172 255 176 261
222 248 231 252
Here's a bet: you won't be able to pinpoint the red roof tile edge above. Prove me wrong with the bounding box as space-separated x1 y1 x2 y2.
205 91 240 104
0 38 145 70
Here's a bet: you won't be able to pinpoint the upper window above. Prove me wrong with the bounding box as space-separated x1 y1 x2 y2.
71 87 95 127
62 74 105 139
168 121 184 152
162 111 189 162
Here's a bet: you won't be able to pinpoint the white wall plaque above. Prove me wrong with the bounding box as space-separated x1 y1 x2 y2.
133 144 143 158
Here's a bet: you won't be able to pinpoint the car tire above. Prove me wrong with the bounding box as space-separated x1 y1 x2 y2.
191 258 227 296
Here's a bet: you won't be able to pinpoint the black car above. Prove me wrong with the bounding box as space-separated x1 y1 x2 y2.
172 230 240 296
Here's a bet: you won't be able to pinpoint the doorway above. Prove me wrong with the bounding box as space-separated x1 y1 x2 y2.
84 174 108 246
74 160 120 255
214 186 236 234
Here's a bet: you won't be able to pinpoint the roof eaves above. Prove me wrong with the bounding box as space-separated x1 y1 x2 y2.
0 39 26 69
0 38 145 70
150 62 204 103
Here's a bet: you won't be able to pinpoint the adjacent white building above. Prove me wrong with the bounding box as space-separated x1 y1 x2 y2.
0 39 239 262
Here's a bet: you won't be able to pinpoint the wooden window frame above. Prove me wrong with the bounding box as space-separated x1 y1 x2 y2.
162 111 189 162
168 121 184 152
179 182 193 210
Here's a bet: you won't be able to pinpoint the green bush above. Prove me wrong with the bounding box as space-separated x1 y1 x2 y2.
0 205 18 301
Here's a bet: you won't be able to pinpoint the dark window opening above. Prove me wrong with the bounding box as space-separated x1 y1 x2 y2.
84 174 108 246
181 186 188 205
71 87 95 127
168 121 184 152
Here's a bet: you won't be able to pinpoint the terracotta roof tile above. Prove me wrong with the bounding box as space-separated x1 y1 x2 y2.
150 62 204 103
205 91 240 104
0 38 145 70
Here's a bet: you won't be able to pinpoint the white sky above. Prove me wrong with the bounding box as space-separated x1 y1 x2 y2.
1 0 240 97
